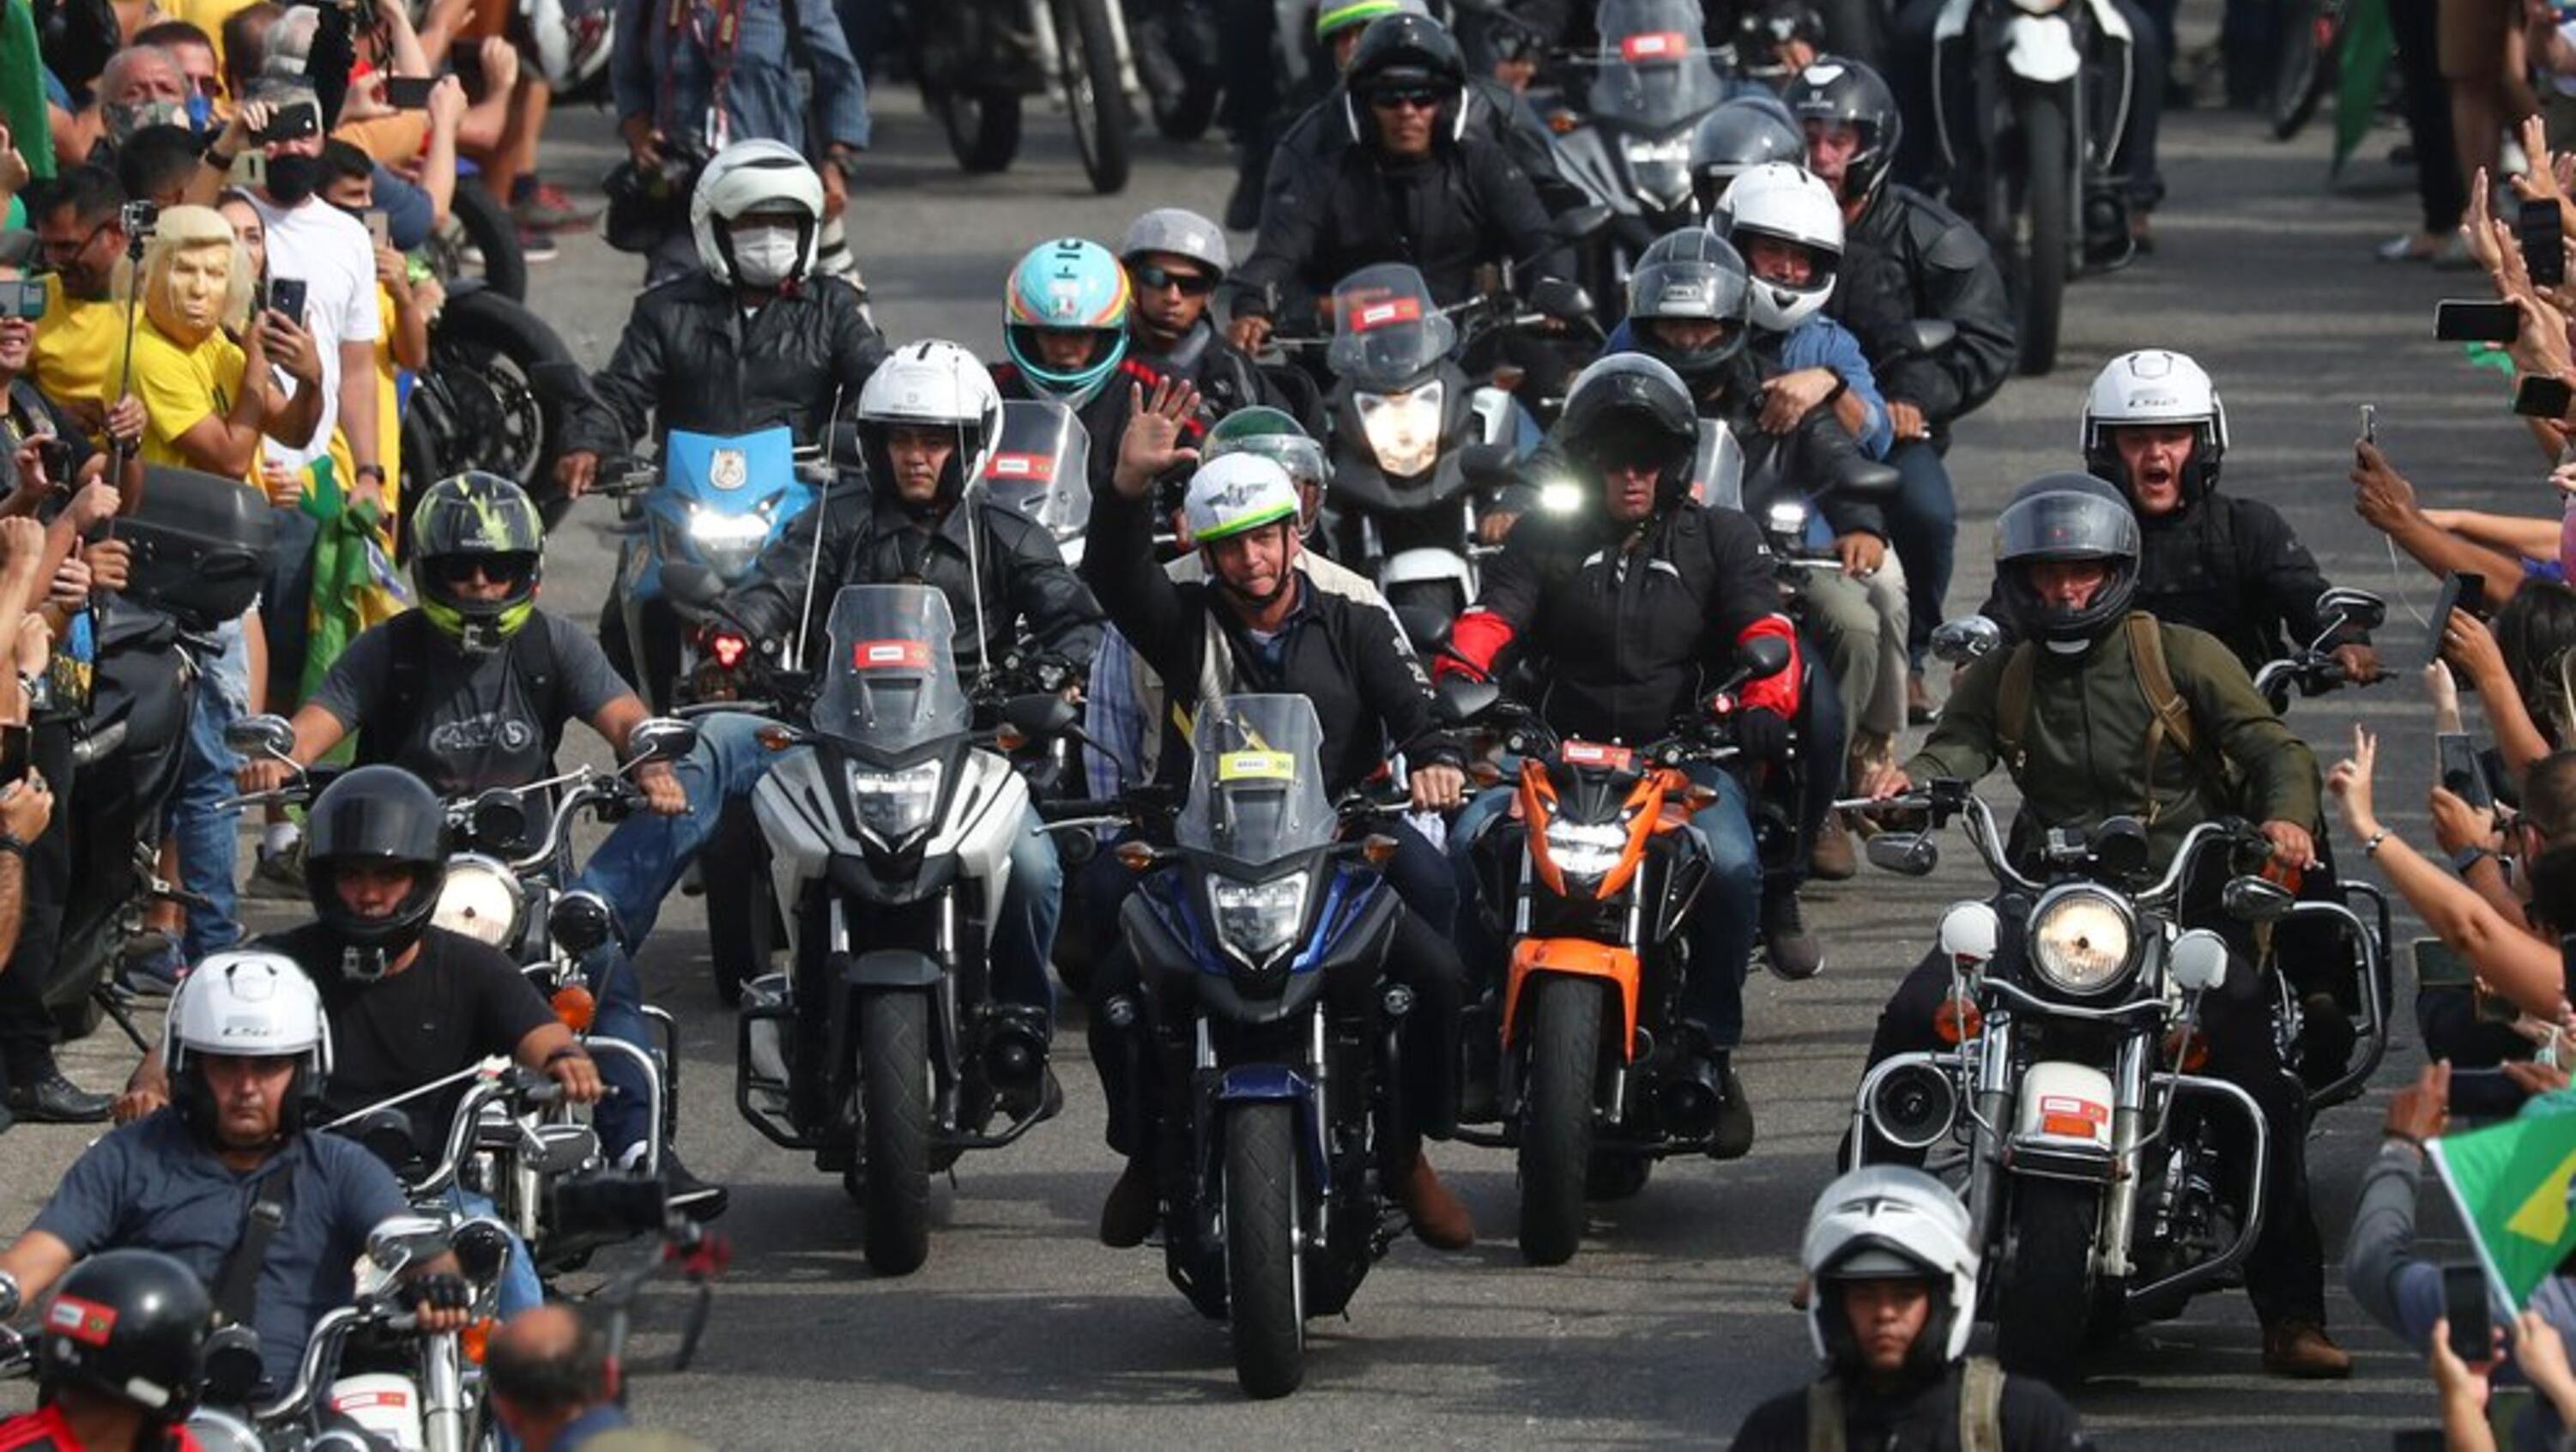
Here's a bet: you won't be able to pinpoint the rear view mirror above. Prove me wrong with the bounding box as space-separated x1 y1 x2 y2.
1897 318 1957 357
225 713 298 760
1459 441 1516 491
659 561 724 608
1551 203 1613 242
1395 605 1452 656
1528 276 1593 323
1434 676 1501 727
1866 832 1939 877
2315 586 2387 633
1000 693 1078 743
626 717 699 764
1834 457 1902 498
365 1214 451 1274
1929 615 2003 665
2222 874 2296 923
1737 633 1793 682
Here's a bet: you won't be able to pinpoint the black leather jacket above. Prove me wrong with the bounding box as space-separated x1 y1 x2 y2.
1258 76 1589 222
1830 185 2017 431
560 272 889 458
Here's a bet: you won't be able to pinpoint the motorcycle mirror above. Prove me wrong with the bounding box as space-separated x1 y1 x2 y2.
999 693 1078 743
450 1219 514 1287
2168 928 2230 994
2221 874 2297 923
1435 675 1502 726
1551 203 1613 243
1460 440 1516 491
526 360 593 407
1528 276 1594 322
1936 900 2000 964
2093 815 2151 880
1737 633 1793 682
553 1177 670 1242
1929 614 2004 666
1896 318 1957 357
1395 604 1453 656
224 713 298 760
2315 586 2387 633
1865 832 1939 877
546 890 616 957
658 560 726 608
1834 457 1903 499
626 717 701 764
364 1214 452 1274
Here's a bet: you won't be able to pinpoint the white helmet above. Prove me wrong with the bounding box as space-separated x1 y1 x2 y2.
856 340 1006 507
2081 348 2228 501
1182 453 1302 548
1800 1165 1980 1370
165 952 332 1138
689 140 825 288
1714 161 1843 333
522 0 615 88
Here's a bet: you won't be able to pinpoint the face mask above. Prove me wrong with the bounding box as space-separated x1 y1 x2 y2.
263 153 321 207
106 98 189 144
730 226 802 287
184 93 214 131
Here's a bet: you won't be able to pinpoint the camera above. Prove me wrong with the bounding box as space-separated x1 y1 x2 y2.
119 199 158 236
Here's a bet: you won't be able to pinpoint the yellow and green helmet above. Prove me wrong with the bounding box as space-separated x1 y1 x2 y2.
411 471 544 652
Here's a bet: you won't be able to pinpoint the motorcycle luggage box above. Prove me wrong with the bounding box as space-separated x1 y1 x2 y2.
119 465 278 632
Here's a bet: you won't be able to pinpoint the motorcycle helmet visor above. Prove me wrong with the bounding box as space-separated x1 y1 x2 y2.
1994 487 2140 565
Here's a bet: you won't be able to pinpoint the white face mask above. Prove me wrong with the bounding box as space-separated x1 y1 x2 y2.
731 226 802 287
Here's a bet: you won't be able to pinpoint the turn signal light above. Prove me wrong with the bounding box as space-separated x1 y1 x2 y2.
1359 834 1398 868
460 1317 494 1365
755 725 797 752
1683 783 1720 810
1932 997 1982 1045
1116 840 1158 873
1467 759 1504 788
2162 1025 2210 1074
995 723 1029 752
551 984 596 1033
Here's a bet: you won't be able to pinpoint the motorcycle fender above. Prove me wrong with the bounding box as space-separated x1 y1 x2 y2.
327 1374 426 1450
2003 14 2080 83
840 948 946 989
1470 386 1515 447
1501 938 1641 1062
2013 1060 2116 1149
1218 1068 1331 1195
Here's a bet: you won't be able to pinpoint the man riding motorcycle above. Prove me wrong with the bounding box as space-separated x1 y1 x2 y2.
0 1250 214 1452
5 954 467 1397
1788 58 2016 720
995 238 1202 493
1437 353 1803 1155
1082 385 1475 1251
1732 1166 2089 1450
1227 13 1575 353
1118 209 1271 422
1856 473 2351 1379
555 139 891 502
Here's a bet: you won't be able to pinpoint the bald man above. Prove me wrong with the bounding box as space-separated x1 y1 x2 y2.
487 1305 711 1452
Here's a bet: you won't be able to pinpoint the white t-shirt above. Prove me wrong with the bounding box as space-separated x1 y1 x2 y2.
248 195 381 469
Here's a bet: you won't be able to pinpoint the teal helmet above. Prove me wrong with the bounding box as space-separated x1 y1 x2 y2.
411 471 543 653
1004 239 1133 409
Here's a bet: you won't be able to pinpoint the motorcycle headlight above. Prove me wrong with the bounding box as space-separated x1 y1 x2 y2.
2010 0 2065 12
1536 478 1584 515
686 505 772 582
850 759 943 843
1622 136 1695 208
1209 874 1308 968
2026 886 2138 995
1543 817 1631 885
432 854 523 948
1763 499 1811 543
1356 381 1445 478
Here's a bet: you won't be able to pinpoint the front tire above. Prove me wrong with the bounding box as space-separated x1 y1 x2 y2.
1994 1177 2100 1387
2269 0 2332 140
858 991 934 1275
1519 976 1602 1267
1056 0 1133 194
936 85 1023 172
1225 1101 1305 1399
2007 88 2072 377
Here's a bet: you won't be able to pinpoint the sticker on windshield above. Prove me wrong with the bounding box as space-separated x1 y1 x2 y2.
1348 296 1424 333
1216 750 1298 783
986 451 1056 480
1619 29 1688 60
853 639 933 670
1561 740 1634 771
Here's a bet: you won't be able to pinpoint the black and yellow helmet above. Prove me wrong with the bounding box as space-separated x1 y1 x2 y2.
411 471 543 653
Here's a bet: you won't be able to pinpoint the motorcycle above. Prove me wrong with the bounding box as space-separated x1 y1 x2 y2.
1084 694 1416 1398
1928 0 2137 375
734 584 1068 1275
904 0 1141 193
982 400 1094 570
403 283 579 529
1841 777 2387 1384
1436 635 1793 1267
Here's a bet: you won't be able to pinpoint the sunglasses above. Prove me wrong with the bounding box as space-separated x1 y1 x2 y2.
1369 88 1442 112
1130 262 1216 295
431 554 535 587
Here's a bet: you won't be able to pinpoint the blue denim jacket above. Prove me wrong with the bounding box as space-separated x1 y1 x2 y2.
1602 315 1892 458
612 0 870 154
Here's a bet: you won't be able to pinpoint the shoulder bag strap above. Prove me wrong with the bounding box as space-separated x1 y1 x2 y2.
1805 1376 1846 1452
1994 642 2037 777
210 1165 296 1328
1957 1358 2007 1452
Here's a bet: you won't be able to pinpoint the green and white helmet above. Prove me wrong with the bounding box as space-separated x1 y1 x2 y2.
1204 407 1327 532
411 471 544 652
1314 0 1427 43
1182 454 1301 548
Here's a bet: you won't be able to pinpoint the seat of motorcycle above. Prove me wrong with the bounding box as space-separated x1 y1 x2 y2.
119 464 280 632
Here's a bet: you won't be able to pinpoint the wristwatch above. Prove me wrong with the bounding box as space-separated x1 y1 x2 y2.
0 835 32 862
2452 844 2498 875
0 1267 20 1317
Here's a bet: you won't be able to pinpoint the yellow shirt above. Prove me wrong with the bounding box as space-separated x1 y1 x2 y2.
31 277 124 437
162 0 260 81
115 317 250 479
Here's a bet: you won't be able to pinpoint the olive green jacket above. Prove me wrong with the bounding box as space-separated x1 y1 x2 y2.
1903 618 2321 870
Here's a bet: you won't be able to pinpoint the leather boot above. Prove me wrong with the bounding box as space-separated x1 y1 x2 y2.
1393 1150 1476 1250
2261 1319 2352 1379
1907 669 1938 725
1098 1156 1158 1249
1808 813 1858 881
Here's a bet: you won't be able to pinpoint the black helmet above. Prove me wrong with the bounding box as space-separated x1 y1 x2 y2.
411 471 544 655
1558 354 1702 515
1726 0 1825 83
39 1250 214 1423
305 765 447 979
1625 229 1753 390
1342 14 1467 150
1992 472 2142 644
1690 95 1808 214
1783 56 1901 205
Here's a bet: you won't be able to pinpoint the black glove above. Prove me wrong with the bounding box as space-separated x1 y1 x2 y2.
401 1274 472 1316
1734 706 1791 763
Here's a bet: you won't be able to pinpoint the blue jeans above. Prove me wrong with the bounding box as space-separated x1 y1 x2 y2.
169 624 246 963
1446 765 1761 1047
574 944 655 1159
571 711 1066 1019
1887 439 1958 667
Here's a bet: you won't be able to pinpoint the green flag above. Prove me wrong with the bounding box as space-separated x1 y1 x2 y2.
2430 1113 2576 1309
2331 0 2394 176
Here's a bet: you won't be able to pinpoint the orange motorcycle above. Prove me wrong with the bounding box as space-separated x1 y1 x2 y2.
1438 635 1789 1266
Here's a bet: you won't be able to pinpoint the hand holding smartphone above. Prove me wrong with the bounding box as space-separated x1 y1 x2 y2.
2437 299 2523 342
2445 1263 2495 1365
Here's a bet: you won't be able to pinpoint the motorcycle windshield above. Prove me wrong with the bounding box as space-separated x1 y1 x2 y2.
1325 264 1456 390
1176 695 1336 862
1587 0 1725 130
982 400 1093 541
810 584 971 754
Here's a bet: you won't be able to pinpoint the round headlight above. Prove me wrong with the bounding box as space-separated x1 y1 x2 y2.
433 854 524 948
2026 886 2135 995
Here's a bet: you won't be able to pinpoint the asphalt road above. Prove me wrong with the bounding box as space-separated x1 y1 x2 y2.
0 57 2551 1450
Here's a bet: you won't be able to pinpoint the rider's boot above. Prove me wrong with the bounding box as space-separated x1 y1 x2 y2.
1710 1056 1756 1161
1099 1155 1158 1249
1762 889 1825 981
1392 1145 1476 1250
2261 1319 2352 1379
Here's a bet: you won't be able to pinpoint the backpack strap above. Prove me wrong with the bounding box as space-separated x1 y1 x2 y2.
211 1165 296 1329
363 611 432 767
1805 1376 1847 1452
1957 1357 2006 1452
510 617 565 764
1993 642 2038 777
2126 612 2222 825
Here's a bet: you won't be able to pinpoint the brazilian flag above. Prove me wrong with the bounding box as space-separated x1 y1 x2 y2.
2431 1111 2576 1309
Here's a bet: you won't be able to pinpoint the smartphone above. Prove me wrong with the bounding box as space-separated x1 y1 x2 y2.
0 280 45 322
263 277 306 326
2526 198 2568 287
2429 571 2488 667
33 436 70 486
2519 373 2576 419
2440 730 2496 809
2437 299 2523 342
253 100 319 144
2445 1263 2494 1363
362 209 389 250
446 41 486 99
382 76 435 109
2360 402 2377 446
0 723 30 787
2477 984 2524 1024
2416 935 2474 988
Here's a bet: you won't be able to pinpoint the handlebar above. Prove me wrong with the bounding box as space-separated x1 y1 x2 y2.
1839 783 2268 905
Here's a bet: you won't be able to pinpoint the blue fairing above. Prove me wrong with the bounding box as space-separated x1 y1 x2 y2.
632 427 815 602
1140 862 1385 980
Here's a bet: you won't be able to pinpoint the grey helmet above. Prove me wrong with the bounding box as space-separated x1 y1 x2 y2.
1992 472 2142 644
1625 228 1753 389
1118 207 1231 281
